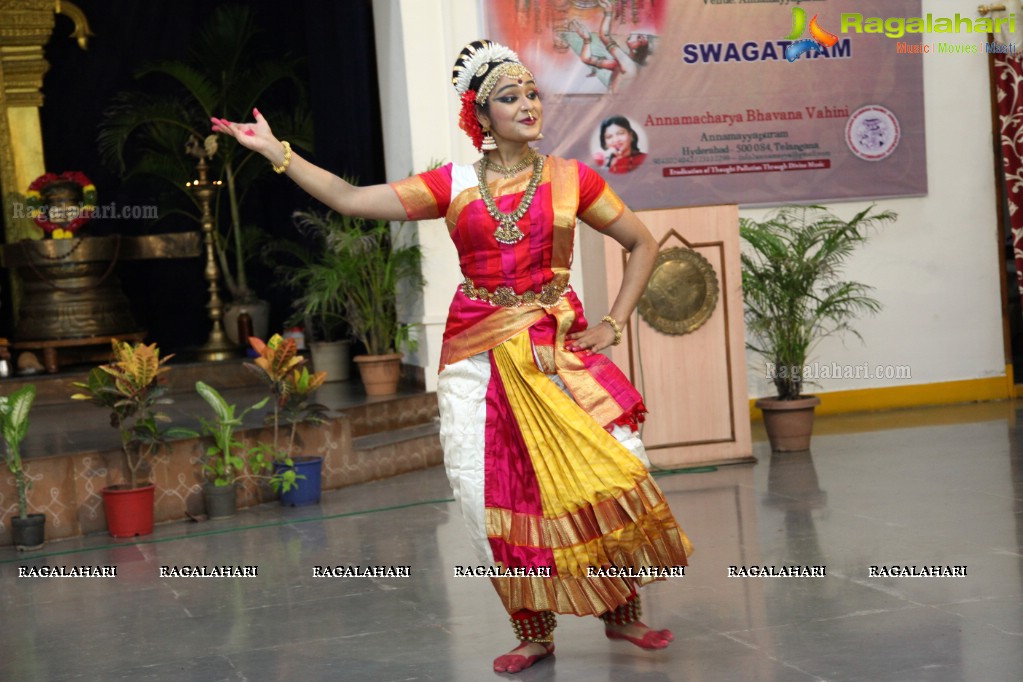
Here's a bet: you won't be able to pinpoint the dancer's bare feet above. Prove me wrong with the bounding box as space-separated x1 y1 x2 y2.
604 620 673 649
493 641 555 674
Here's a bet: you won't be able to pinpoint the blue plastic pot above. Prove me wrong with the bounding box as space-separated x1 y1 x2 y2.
275 456 323 507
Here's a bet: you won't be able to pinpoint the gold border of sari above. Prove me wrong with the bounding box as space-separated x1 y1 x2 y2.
488 332 691 616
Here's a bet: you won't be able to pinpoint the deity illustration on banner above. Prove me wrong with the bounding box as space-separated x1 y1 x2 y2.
483 0 666 96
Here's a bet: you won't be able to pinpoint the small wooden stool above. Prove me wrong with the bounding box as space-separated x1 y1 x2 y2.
14 332 147 374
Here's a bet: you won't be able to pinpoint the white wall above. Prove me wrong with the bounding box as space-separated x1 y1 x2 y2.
374 0 1007 400
745 0 1006 399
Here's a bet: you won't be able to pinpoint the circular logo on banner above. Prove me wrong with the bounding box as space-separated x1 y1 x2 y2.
846 105 900 161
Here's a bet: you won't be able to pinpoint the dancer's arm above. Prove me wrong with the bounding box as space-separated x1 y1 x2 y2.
211 110 407 222
597 0 615 44
565 208 657 352
596 0 637 79
571 19 617 71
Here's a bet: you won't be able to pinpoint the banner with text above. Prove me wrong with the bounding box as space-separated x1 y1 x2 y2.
482 0 927 209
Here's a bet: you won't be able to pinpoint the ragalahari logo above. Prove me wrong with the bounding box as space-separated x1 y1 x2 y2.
783 7 839 62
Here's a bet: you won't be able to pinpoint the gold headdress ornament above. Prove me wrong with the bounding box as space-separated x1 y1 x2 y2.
452 40 534 105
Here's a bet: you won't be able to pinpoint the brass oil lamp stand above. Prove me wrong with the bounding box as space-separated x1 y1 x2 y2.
187 157 237 361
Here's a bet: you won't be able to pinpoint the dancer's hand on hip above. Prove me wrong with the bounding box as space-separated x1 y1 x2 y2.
565 322 617 354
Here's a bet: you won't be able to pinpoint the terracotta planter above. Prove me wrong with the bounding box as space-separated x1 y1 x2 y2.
755 395 821 452
353 353 403 396
102 483 155 537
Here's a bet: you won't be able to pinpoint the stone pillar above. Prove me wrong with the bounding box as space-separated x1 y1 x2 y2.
0 0 54 243
371 0 481 390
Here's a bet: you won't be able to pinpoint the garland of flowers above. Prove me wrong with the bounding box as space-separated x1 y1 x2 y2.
459 89 485 152
24 171 97 239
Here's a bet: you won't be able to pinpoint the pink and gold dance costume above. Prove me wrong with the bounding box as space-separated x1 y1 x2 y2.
389 40 691 646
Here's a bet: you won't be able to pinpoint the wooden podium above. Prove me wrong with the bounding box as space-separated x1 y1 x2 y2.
582 205 753 468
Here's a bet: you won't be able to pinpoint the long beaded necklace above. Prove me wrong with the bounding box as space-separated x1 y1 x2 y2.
477 152 545 245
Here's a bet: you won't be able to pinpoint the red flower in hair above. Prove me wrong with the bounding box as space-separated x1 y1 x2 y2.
458 89 484 151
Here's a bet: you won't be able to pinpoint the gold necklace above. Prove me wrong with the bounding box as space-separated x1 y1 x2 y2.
477 153 545 245
484 148 537 178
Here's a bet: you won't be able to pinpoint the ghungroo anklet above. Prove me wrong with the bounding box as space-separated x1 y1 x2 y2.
510 610 557 643
600 596 641 626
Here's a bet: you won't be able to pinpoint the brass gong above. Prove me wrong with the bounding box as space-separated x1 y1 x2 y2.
638 247 719 335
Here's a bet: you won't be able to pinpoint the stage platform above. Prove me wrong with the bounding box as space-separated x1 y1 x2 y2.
0 357 442 546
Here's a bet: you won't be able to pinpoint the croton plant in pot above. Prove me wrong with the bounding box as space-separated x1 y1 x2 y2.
71 340 196 537
244 334 329 505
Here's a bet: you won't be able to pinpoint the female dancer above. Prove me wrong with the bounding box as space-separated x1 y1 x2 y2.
211 39 690 675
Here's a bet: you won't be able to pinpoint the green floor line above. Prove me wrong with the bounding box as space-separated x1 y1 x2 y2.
0 497 456 565
651 466 719 476
1 466 716 565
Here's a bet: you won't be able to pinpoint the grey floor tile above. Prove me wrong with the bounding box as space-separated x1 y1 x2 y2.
2 401 1023 680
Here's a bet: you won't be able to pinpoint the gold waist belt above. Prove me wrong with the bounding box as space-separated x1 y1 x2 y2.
461 274 569 308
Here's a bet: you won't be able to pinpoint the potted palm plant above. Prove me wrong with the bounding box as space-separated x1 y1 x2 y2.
71 341 196 536
284 208 424 396
98 3 313 335
740 204 895 451
272 209 357 382
244 334 329 505
1 385 44 550
194 381 268 518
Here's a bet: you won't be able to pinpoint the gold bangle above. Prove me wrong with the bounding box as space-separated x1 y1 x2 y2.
601 315 623 346
272 140 292 174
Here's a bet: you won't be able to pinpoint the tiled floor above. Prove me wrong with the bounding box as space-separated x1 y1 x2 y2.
1 400 1020 681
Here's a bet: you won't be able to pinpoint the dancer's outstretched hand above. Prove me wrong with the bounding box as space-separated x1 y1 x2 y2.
210 108 277 156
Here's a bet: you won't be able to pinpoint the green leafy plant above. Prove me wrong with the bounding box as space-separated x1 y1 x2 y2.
244 334 328 492
71 341 196 488
194 381 269 487
97 3 313 302
284 209 425 355
0 385 37 520
271 213 351 343
739 204 895 400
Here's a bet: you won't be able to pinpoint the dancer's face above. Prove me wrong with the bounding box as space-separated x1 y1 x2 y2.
480 76 543 145
603 124 632 157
